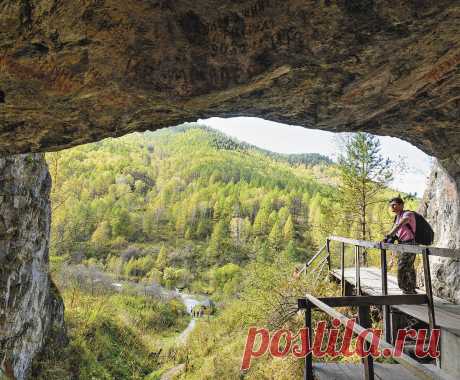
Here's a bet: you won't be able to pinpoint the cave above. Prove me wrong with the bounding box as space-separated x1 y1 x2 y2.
0 1 459 379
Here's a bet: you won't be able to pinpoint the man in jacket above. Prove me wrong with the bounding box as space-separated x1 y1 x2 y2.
385 196 417 295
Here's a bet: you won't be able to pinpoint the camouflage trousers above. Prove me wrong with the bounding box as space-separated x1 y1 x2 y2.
397 240 417 293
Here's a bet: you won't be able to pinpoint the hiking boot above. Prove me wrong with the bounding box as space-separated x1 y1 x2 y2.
402 289 417 295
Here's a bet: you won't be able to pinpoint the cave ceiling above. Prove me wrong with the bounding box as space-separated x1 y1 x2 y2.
0 0 459 169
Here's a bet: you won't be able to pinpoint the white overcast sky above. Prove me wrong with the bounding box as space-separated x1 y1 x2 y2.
198 117 433 197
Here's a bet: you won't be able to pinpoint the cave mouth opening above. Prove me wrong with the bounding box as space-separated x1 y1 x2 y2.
1 118 450 380
40 115 441 344
46 115 434 275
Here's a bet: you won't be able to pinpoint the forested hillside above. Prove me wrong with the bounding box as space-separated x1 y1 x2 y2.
47 124 343 292
43 124 415 379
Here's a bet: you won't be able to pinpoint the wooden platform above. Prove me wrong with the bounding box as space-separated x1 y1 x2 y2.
314 363 441 380
330 267 460 335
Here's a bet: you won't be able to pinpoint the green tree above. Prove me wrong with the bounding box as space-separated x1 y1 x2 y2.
156 245 168 271
111 208 132 239
283 215 294 241
206 220 228 263
278 207 290 226
268 211 279 229
196 219 211 238
282 240 296 262
337 132 393 242
175 208 187 237
90 221 111 249
211 263 241 290
268 220 283 252
142 210 156 239
163 267 188 288
253 208 270 236
257 241 273 263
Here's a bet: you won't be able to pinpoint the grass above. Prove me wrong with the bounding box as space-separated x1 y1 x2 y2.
32 287 189 380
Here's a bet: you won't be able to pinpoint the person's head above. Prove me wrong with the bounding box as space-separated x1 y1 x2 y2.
389 196 404 214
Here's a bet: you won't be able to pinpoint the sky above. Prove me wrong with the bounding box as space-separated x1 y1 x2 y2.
198 117 434 197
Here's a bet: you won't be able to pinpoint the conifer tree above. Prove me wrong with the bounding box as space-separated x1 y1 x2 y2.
91 221 111 245
253 208 270 236
206 220 227 263
268 220 283 252
278 207 290 226
282 240 296 262
283 215 294 241
257 241 273 263
156 245 168 271
268 210 279 229
142 210 156 239
337 132 393 241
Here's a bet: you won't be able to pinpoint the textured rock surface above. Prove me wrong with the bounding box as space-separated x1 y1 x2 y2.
0 154 66 380
420 159 460 303
0 2 458 377
0 1 458 167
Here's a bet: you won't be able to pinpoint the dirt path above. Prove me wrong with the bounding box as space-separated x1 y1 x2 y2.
160 364 185 380
177 318 196 344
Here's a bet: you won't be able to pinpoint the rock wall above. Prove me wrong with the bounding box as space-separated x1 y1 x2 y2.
0 154 66 380
0 1 458 161
420 160 460 303
0 1 458 376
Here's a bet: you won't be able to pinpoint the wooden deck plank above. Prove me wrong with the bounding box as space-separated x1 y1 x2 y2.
338 362 359 380
332 267 447 301
331 267 460 335
374 363 439 380
313 363 439 380
313 363 359 380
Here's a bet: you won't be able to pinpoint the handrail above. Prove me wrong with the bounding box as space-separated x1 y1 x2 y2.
300 293 455 380
297 242 327 275
327 235 439 366
306 242 327 268
329 235 460 259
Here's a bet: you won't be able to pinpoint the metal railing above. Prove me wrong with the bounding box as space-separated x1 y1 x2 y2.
298 235 460 375
329 235 460 259
326 236 449 346
297 242 329 276
302 236 460 344
298 294 455 380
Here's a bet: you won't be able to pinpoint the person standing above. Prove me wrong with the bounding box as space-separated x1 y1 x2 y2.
385 196 417 294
